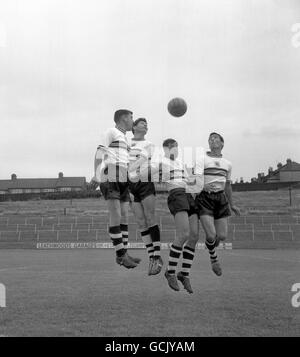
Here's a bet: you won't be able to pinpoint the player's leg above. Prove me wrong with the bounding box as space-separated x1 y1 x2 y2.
214 192 231 247
199 214 222 276
100 180 137 269
196 191 222 276
214 217 228 247
120 201 129 251
106 198 124 257
165 211 190 291
177 213 199 294
120 201 141 264
131 200 154 274
142 193 163 275
106 199 137 269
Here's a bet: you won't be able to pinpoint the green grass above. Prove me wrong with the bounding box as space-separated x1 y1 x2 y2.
0 249 299 337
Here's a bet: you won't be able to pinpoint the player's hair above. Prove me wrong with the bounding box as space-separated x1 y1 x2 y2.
209 132 224 144
162 138 178 148
114 109 133 124
132 118 147 134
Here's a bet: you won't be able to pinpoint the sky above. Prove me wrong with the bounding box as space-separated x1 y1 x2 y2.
0 0 300 182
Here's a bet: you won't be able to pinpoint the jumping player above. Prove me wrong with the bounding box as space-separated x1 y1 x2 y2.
128 118 163 276
91 109 141 269
136 138 203 293
195 132 240 276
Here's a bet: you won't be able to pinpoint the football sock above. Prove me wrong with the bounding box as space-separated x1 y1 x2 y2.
109 225 125 257
167 244 182 275
120 223 129 251
181 245 195 276
140 228 154 259
205 238 218 263
149 224 161 258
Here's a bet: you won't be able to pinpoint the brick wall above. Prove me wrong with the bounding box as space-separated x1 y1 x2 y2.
0 214 299 249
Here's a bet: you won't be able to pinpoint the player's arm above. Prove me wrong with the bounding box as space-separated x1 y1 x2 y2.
224 165 240 216
128 153 148 173
88 148 103 190
139 160 161 180
128 143 154 172
185 163 204 195
90 130 113 188
184 166 196 185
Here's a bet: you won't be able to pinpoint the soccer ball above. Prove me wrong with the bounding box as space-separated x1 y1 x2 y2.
167 97 187 117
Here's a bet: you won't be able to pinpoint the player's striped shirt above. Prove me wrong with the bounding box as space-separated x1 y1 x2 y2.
94 126 130 182
96 127 130 167
139 156 189 191
203 152 232 192
128 138 154 181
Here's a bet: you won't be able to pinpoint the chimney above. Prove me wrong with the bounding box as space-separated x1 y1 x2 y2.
268 167 273 175
11 173 17 181
257 173 264 182
58 172 63 179
277 162 283 169
286 158 292 167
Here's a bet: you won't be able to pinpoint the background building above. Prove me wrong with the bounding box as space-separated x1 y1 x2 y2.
251 159 300 184
0 172 86 195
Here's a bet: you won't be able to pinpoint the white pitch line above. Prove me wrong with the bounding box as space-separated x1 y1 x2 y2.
0 266 28 272
226 251 300 264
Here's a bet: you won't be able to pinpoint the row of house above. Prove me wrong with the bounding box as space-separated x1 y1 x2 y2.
251 158 300 184
0 172 86 195
0 158 299 195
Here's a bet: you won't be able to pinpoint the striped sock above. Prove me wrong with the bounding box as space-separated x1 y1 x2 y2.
181 245 195 276
149 224 161 257
140 228 154 259
109 225 125 257
205 238 218 263
120 223 129 251
167 244 183 275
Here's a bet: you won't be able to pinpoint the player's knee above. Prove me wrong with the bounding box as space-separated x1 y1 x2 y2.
120 210 129 221
205 233 216 242
144 210 156 227
186 240 197 250
189 232 199 243
181 230 190 241
217 233 227 241
146 216 157 228
109 212 121 226
136 217 147 230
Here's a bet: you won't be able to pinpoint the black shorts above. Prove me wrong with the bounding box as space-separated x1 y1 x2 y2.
167 189 199 217
129 181 156 203
100 181 130 202
195 190 231 220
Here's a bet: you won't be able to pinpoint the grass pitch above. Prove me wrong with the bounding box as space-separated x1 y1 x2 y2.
0 249 299 337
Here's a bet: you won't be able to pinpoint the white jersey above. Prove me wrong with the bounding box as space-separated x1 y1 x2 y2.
159 157 188 191
128 138 154 181
203 152 232 192
190 146 205 194
94 127 130 182
138 156 189 191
